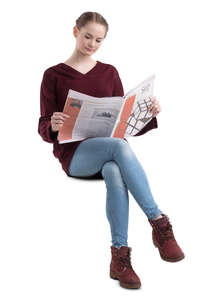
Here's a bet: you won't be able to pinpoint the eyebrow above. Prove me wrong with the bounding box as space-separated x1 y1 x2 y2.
85 32 104 39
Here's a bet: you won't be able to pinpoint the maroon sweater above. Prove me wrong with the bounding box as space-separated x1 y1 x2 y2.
38 61 158 179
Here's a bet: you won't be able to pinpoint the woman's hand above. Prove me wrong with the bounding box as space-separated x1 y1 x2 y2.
51 112 70 132
148 96 161 118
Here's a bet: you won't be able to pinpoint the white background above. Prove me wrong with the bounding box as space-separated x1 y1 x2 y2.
1 0 210 299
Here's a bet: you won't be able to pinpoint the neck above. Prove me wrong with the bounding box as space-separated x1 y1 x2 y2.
66 48 95 65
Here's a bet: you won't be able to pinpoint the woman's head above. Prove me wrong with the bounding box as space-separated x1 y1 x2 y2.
73 11 108 56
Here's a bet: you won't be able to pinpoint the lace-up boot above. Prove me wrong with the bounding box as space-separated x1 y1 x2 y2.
148 214 185 262
110 246 141 289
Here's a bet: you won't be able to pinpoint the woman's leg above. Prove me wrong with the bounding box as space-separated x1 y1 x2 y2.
68 137 163 246
101 161 129 248
69 138 130 248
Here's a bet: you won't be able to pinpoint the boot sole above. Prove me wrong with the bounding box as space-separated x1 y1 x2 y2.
152 236 185 262
110 271 141 289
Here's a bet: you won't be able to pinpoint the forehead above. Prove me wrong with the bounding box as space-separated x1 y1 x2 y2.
81 22 106 38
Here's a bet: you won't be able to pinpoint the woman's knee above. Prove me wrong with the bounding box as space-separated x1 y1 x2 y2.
101 161 127 188
101 160 123 180
112 138 133 158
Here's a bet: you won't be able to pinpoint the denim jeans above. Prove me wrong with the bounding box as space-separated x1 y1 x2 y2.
68 137 163 248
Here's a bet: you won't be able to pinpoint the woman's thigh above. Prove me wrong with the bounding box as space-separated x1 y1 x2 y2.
68 137 126 177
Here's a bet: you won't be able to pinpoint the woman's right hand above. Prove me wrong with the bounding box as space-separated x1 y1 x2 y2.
51 112 70 132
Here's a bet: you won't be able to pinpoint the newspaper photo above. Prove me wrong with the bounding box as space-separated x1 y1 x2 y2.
57 74 155 144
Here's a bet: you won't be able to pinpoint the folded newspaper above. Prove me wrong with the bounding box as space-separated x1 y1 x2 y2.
57 74 155 144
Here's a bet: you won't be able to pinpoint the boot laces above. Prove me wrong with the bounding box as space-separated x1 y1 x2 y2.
119 250 133 270
159 221 174 240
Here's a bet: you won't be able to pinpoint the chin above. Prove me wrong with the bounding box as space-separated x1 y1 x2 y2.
83 52 92 57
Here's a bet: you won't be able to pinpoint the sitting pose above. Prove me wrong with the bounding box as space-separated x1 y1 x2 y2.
38 11 185 290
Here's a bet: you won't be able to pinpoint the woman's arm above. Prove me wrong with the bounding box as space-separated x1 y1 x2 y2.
38 69 59 143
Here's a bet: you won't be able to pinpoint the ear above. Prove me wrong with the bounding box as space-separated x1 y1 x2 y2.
73 26 79 38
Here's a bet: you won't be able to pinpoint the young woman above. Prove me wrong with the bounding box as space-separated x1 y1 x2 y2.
38 11 185 290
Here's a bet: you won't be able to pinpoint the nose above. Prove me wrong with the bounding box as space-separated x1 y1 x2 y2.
88 40 96 48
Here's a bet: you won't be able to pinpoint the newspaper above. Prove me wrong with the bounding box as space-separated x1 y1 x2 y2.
57 74 155 144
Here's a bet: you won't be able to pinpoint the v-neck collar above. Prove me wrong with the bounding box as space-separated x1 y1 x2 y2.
58 61 100 77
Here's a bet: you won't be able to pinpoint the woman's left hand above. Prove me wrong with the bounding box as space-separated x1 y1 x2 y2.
148 96 161 118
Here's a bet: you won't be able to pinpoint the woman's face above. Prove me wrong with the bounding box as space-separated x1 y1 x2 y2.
73 22 106 56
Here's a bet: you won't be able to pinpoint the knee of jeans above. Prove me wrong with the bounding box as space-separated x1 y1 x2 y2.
101 161 122 182
102 161 127 188
113 138 132 157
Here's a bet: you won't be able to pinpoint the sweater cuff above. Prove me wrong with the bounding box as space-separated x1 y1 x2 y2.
134 117 158 137
38 119 58 143
48 122 58 141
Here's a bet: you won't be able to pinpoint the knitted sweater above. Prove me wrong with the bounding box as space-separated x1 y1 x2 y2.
38 61 158 179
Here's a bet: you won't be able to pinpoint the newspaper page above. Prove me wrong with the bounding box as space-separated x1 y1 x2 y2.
57 91 124 144
57 74 155 144
111 74 155 138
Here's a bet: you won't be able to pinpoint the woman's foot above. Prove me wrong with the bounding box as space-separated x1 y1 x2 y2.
110 246 141 289
148 214 185 262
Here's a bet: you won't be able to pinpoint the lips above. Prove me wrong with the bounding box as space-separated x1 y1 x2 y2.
86 47 94 51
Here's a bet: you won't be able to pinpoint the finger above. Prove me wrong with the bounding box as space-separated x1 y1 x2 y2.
153 109 160 117
53 115 68 121
152 102 159 109
149 107 155 114
152 100 158 106
151 106 160 115
149 105 153 112
56 120 64 124
151 109 158 117
53 112 70 118
52 121 64 128
149 103 156 110
62 113 70 118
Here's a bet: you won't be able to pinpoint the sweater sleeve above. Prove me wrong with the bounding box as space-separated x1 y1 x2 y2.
133 116 158 136
38 69 59 143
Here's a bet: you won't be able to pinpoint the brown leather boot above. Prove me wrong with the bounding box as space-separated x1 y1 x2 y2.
110 246 141 289
148 214 185 262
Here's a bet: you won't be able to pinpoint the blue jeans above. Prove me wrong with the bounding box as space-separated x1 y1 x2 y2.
68 137 163 248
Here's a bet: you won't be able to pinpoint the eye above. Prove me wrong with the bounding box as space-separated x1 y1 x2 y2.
85 36 101 43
